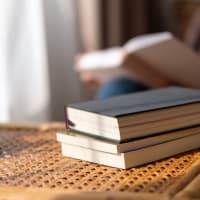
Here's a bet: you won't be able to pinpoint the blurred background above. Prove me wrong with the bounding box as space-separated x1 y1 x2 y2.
0 0 200 122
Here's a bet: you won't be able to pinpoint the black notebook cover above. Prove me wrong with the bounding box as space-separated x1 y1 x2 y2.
67 87 200 117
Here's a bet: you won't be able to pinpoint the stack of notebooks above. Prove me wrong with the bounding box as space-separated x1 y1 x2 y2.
57 87 200 169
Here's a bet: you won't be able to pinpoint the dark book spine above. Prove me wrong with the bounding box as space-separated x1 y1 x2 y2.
64 106 69 129
64 106 75 130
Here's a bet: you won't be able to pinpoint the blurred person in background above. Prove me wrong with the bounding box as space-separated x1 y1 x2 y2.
75 0 200 99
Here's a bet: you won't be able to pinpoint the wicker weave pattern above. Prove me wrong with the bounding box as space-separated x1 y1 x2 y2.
0 124 200 193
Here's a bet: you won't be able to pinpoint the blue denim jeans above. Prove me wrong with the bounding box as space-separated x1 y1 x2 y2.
96 77 148 99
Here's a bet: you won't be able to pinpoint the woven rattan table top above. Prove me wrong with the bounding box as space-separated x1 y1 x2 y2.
0 123 200 195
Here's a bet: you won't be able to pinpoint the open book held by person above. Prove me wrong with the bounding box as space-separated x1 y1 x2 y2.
76 32 200 89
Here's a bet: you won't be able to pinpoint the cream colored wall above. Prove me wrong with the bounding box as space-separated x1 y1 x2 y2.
43 0 81 121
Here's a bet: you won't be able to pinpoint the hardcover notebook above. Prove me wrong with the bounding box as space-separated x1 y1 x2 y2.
65 87 200 141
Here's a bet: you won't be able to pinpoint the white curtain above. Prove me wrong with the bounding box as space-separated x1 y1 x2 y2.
0 0 50 122
0 0 80 122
